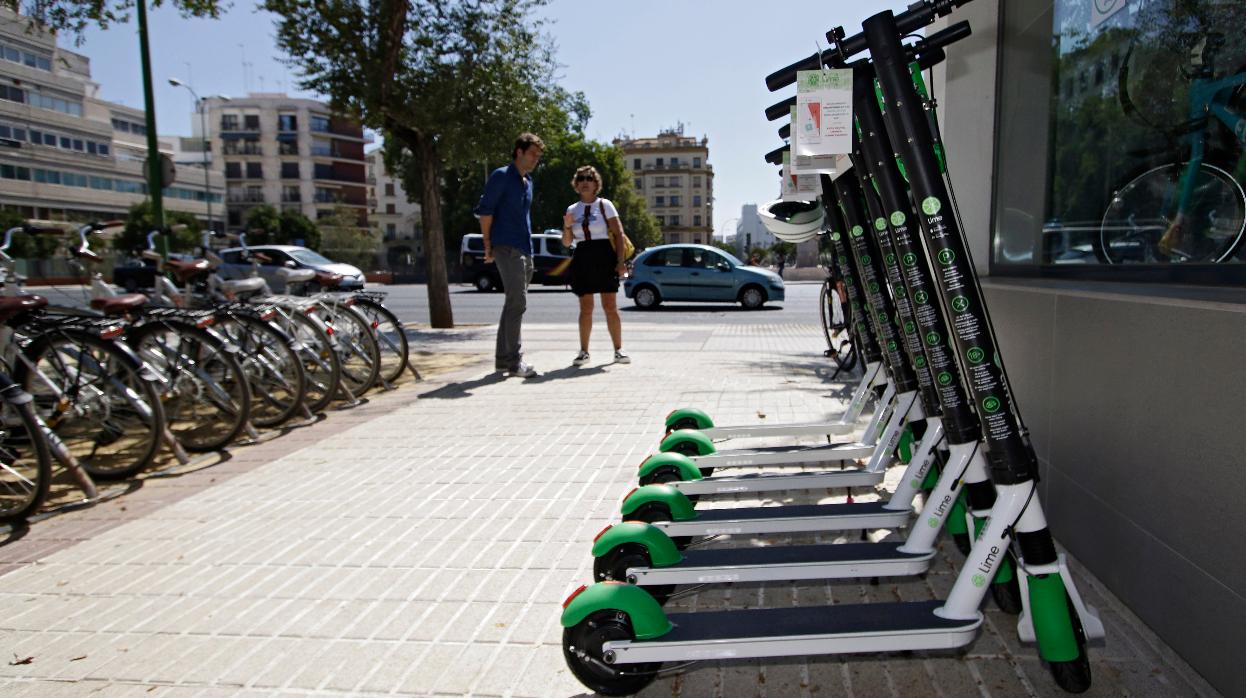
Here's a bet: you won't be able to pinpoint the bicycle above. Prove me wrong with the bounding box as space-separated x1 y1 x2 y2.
1100 31 1246 264
0 365 50 522
816 258 856 376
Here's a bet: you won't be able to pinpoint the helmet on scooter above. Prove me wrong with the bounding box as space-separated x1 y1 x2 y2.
759 199 824 243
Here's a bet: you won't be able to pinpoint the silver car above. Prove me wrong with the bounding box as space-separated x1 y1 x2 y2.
218 245 366 291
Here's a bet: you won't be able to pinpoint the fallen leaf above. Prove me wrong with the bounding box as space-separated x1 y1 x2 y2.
9 654 33 666
757 411 766 419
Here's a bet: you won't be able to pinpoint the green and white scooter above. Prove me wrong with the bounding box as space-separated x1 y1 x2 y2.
562 5 1102 695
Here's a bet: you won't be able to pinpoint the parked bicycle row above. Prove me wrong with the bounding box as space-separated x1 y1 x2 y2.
0 220 417 524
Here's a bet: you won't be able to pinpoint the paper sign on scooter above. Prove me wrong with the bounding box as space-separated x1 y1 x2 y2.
789 106 843 175
795 69 853 156
781 151 819 201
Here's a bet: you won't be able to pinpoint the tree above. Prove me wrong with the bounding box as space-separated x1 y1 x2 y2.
0 209 59 260
7 0 224 35
317 206 377 271
709 238 738 258
265 0 584 328
244 205 283 245
280 209 320 250
113 201 199 254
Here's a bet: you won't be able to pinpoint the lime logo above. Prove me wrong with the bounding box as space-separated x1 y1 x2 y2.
903 321 915 333
913 290 929 305
887 340 898 351
845 276 853 285
951 296 970 312
972 574 987 588
862 254 872 265
967 347 985 364
937 371 953 386
982 396 1002 413
875 218 887 231
902 252 917 267
878 311 888 324
937 248 956 266
851 303 861 312
922 197 942 215
851 225 864 237
830 232 841 241
891 211 906 227
911 479 920 488
925 331 940 347
927 517 940 529
869 281 880 293
886 253 896 265
914 356 927 368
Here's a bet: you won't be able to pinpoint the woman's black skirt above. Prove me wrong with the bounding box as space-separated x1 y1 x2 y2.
570 239 620 296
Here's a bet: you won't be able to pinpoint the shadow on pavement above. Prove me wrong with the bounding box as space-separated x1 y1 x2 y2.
524 364 608 383
621 304 782 313
417 371 507 399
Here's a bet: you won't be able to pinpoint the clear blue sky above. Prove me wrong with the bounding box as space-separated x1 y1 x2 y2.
78 0 899 237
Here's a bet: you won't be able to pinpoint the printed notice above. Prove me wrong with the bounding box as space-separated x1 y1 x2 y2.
795 69 853 157
781 151 819 201
790 107 845 174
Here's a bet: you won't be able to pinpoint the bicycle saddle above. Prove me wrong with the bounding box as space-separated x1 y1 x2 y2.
219 277 267 295
0 294 47 323
276 267 315 283
166 258 213 283
89 293 148 315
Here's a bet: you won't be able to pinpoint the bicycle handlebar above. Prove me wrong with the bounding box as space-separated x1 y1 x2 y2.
764 1 971 92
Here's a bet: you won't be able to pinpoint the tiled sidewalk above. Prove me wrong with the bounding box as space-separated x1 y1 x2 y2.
0 321 1220 697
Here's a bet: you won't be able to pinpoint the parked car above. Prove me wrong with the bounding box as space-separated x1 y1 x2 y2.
461 231 571 292
624 244 785 309
217 245 365 291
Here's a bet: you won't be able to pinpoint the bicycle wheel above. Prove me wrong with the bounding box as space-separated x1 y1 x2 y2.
819 279 835 355
351 297 409 385
215 314 306 428
0 375 51 522
1100 163 1246 263
128 320 251 452
17 329 163 479
280 310 342 414
317 303 380 398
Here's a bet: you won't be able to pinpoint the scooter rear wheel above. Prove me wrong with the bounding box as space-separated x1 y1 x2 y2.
563 611 661 697
593 546 675 604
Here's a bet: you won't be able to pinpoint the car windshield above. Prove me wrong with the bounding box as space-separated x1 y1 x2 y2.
287 248 335 266
715 249 744 266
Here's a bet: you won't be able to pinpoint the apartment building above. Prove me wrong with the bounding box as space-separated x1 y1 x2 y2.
365 148 422 272
0 8 222 223
196 94 370 232
615 125 713 245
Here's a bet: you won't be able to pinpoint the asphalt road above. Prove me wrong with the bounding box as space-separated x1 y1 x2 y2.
380 279 828 326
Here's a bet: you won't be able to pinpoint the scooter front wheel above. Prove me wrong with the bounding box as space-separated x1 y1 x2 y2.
563 611 661 697
1049 598 1092 693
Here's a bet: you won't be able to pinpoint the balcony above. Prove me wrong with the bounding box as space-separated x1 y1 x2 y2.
219 117 260 133
281 193 302 203
226 192 266 204
222 145 262 156
639 162 712 172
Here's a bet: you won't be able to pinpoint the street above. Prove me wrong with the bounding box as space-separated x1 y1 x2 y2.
380 278 827 326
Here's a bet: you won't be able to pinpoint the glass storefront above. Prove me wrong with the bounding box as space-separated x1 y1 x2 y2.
993 0 1246 281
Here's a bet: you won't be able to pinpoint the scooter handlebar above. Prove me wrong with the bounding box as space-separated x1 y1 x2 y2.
764 144 788 166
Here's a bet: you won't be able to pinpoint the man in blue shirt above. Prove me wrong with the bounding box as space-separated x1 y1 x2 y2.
475 132 544 377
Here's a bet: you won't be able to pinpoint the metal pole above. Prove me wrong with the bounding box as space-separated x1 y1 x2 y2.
136 0 167 259
199 97 212 232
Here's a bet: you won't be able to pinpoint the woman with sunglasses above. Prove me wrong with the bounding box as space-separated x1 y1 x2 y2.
561 165 630 365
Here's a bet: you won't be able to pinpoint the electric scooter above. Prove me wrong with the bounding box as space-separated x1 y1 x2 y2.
561 5 1102 695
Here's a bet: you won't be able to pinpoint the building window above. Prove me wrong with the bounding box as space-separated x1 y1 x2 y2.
311 115 331 132
278 140 298 155
670 195 681 206
693 195 702 206
311 139 332 157
220 115 239 131
282 185 301 202
670 215 681 227
669 176 681 187
656 215 665 226
386 203 396 215
245 162 263 179
278 114 298 131
694 215 702 227
670 157 679 166
225 162 241 179
281 162 300 179
633 158 641 170
693 176 702 188
0 84 26 104
634 178 642 189
655 196 665 207
243 115 260 131
384 182 395 196
656 157 664 167
693 157 702 168
653 176 664 188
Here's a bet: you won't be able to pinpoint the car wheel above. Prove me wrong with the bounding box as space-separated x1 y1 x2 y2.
634 285 660 309
740 285 766 310
474 274 495 292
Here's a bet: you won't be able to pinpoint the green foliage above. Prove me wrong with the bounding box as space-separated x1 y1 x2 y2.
770 241 795 262
244 205 283 246
114 201 199 254
318 206 377 271
280 209 320 250
4 0 225 37
0 209 58 260
748 246 771 265
708 238 738 257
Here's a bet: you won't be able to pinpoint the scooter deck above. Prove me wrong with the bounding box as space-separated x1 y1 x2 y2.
631 542 934 584
701 419 857 441
656 501 912 536
690 441 877 468
607 601 982 663
673 467 884 495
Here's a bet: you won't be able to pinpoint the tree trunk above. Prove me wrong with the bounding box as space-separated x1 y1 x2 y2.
417 138 454 328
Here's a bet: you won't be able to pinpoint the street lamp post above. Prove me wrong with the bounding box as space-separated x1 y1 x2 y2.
718 216 740 247
169 79 228 233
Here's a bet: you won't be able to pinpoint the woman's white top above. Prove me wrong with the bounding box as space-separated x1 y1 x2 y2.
566 198 619 242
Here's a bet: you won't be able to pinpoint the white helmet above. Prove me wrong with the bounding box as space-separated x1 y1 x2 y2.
759 199 824 243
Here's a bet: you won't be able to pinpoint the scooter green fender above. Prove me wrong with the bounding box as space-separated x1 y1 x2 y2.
895 426 914 463
665 407 713 432
592 523 683 567
620 485 697 521
1027 573 1080 662
561 582 674 640
659 429 716 456
637 452 703 483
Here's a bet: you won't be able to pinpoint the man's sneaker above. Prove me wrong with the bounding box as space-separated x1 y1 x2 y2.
509 362 537 378
573 351 591 366
613 349 631 364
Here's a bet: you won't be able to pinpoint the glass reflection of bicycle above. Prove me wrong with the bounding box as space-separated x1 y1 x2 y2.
1100 32 1246 264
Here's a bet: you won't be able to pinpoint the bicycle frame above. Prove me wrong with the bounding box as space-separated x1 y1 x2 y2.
1177 70 1246 214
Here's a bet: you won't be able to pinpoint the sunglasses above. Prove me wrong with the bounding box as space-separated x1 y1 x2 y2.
575 175 597 183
